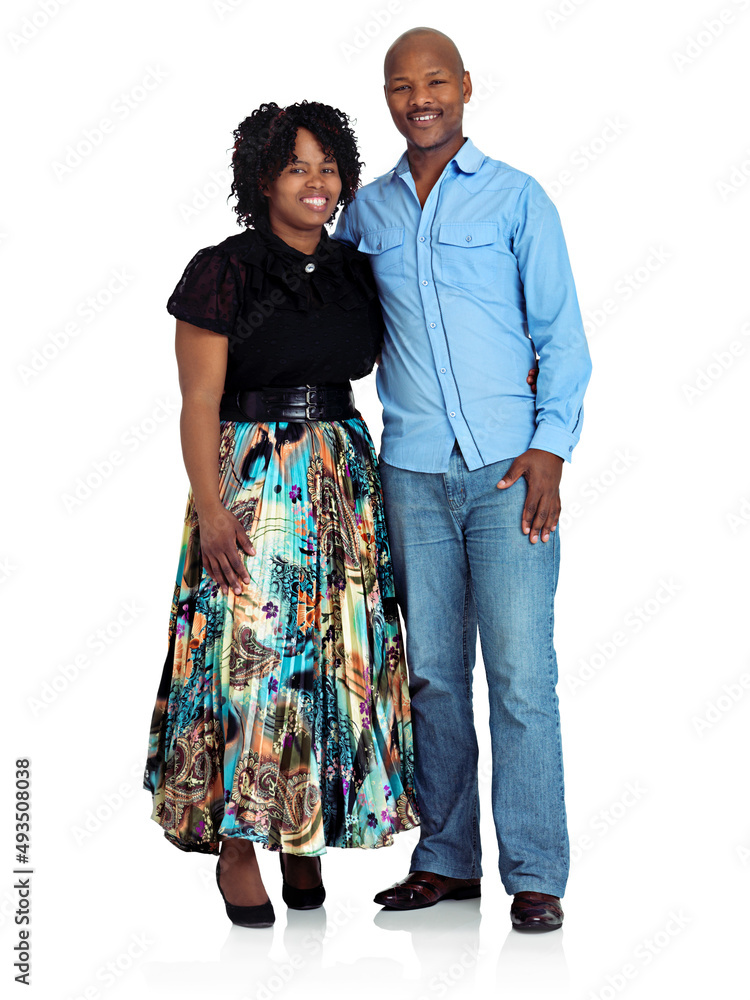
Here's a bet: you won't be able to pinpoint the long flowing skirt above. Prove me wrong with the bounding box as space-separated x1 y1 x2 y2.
143 417 418 855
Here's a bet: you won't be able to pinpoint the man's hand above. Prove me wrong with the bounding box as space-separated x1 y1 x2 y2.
526 366 539 393
496 448 563 543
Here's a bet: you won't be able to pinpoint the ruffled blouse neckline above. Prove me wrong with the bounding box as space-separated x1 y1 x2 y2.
227 218 374 312
252 217 337 265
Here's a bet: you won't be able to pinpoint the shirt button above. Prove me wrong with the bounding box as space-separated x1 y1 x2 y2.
465 235 472 242
422 280 428 286
449 411 456 418
440 368 446 374
376 243 382 250
304 261 316 273
430 322 436 328
419 236 426 242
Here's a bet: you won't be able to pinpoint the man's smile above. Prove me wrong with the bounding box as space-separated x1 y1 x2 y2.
407 110 442 125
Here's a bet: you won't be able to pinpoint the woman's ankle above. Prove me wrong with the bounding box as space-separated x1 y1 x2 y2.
218 839 268 906
282 854 322 890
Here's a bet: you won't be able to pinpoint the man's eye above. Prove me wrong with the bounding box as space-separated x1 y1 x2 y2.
430 79 446 85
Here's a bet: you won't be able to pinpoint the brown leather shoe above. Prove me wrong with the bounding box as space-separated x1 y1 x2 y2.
510 891 563 932
374 871 481 910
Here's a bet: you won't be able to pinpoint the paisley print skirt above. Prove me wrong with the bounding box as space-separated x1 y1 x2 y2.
143 417 418 856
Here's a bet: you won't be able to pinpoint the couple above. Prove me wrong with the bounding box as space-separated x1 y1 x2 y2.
143 27 592 934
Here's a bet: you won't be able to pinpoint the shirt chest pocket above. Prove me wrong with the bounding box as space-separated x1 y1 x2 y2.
357 227 405 289
438 222 511 289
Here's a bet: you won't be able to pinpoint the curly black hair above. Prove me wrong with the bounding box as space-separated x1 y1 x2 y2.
229 101 363 229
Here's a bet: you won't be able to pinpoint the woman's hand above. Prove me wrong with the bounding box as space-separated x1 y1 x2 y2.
198 504 255 596
527 366 539 393
175 321 251 595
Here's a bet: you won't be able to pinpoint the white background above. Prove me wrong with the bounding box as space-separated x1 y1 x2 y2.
3 0 749 997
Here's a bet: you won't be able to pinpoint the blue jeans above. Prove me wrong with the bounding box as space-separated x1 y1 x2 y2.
379 442 569 897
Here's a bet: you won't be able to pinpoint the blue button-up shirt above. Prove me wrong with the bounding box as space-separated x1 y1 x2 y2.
333 137 592 473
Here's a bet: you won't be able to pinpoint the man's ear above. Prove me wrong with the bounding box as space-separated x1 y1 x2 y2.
463 70 473 104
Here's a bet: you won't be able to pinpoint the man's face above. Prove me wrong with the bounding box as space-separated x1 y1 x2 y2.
384 38 471 152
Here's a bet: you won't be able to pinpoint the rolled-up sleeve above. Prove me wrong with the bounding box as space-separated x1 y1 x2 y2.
511 177 592 461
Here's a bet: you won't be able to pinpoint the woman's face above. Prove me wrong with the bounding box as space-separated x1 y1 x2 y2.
263 127 342 233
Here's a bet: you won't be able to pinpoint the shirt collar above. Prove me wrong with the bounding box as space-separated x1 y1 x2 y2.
392 136 485 178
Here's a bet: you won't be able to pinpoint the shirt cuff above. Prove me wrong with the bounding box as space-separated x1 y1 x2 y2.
528 424 580 462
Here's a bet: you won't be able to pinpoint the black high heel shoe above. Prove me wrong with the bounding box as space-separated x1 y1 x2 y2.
279 854 326 910
215 858 275 927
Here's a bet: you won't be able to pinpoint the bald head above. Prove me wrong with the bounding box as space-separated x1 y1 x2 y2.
384 27 464 81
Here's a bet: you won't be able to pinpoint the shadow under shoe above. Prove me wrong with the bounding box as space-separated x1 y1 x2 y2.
279 853 326 910
215 858 275 928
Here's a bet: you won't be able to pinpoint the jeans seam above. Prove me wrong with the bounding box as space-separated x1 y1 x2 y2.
549 527 568 880
443 445 467 518
443 476 466 528
463 569 479 878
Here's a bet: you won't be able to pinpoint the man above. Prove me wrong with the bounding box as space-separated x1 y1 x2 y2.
334 27 592 932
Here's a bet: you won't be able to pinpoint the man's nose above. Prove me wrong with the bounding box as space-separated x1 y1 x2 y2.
410 87 434 106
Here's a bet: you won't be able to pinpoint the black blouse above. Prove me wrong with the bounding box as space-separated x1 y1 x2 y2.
166 220 384 391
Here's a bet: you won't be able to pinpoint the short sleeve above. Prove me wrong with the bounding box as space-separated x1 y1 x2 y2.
166 246 243 335
331 201 360 249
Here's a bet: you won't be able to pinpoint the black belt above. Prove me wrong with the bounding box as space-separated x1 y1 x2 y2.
219 383 357 422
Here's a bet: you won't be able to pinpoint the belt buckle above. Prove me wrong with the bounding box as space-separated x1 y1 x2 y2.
305 385 319 419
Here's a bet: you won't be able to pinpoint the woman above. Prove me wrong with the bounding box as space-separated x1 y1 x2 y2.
143 101 419 928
